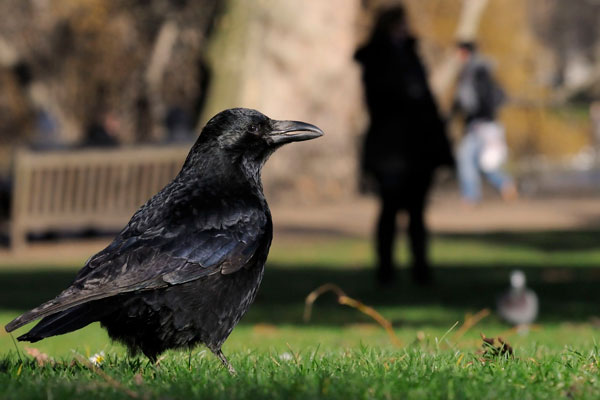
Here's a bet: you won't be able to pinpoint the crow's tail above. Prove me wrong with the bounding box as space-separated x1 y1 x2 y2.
17 303 110 342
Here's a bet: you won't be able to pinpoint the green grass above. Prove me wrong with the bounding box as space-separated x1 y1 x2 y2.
268 230 600 268
1 230 600 399
3 345 600 400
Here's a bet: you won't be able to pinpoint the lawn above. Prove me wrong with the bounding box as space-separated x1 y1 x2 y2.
1 230 600 399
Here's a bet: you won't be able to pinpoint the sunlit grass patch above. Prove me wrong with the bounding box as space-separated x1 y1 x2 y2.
1 231 600 398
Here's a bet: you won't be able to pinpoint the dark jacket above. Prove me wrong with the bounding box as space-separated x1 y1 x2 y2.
355 36 453 189
453 55 506 125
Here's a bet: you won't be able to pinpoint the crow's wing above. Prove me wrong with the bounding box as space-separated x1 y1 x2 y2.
5 197 271 332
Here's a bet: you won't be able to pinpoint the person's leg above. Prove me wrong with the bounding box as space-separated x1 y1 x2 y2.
483 168 518 201
376 190 399 284
457 132 482 203
407 175 432 284
408 204 430 284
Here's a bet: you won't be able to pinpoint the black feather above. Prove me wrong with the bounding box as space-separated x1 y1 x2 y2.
4 108 323 371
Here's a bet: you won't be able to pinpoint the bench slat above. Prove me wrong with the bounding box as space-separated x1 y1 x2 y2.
10 145 189 250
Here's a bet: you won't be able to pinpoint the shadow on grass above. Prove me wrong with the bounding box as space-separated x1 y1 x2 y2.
1 264 600 326
275 227 600 253
438 230 600 252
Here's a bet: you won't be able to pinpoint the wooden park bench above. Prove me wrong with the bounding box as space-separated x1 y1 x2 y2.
9 145 189 251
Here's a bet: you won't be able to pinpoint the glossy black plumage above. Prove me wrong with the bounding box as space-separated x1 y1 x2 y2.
5 108 323 372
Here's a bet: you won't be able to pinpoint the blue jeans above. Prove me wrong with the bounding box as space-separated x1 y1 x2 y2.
457 130 512 202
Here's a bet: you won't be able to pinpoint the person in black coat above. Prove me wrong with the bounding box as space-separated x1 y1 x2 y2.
355 6 453 285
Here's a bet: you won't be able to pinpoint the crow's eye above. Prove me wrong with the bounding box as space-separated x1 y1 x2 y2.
248 124 259 133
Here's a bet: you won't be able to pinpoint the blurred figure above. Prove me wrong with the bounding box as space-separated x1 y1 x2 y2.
497 270 538 328
2 62 64 221
164 106 195 144
590 102 600 153
12 62 63 151
134 95 153 144
31 109 61 151
0 176 10 223
81 109 121 148
355 6 454 285
452 41 517 205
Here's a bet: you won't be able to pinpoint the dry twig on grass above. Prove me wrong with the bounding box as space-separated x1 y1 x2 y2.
24 347 54 367
304 283 403 347
452 309 490 342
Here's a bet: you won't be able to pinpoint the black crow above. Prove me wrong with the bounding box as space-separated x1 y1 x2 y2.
5 108 323 373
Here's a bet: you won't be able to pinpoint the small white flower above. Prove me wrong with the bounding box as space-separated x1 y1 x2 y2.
89 351 105 366
279 352 293 361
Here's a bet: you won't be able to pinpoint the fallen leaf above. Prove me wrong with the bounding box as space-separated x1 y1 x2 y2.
479 334 513 359
25 347 54 367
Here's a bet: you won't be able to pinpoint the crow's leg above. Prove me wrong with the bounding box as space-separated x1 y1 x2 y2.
211 347 236 375
143 351 158 365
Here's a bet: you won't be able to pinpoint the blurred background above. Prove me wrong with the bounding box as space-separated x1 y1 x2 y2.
1 0 599 201
1 0 600 355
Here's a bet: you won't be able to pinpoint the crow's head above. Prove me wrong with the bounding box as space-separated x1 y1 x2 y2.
197 108 323 158
182 108 323 183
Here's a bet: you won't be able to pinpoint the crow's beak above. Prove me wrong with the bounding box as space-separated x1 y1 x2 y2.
268 120 324 145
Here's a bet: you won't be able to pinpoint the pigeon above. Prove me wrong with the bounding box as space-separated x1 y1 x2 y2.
497 270 538 326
